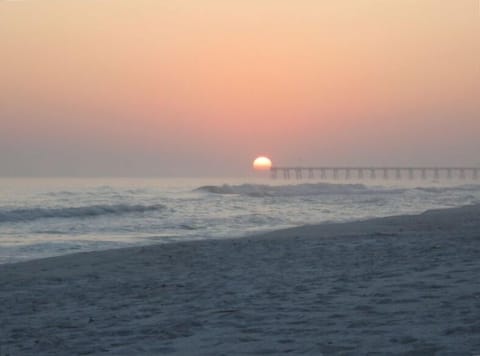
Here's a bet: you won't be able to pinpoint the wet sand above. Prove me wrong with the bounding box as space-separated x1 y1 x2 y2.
1 205 480 355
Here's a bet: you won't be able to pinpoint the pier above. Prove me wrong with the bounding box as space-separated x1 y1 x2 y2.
270 166 480 180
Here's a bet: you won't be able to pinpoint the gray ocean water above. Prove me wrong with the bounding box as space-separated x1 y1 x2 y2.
1 177 479 264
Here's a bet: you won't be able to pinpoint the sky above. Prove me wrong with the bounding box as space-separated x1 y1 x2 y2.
0 0 479 177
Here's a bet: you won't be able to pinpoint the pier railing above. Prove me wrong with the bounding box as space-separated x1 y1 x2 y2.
270 166 480 180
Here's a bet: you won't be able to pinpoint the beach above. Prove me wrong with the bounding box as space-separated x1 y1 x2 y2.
1 204 479 355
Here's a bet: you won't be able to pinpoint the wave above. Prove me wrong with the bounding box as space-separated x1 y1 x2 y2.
195 183 395 197
414 184 480 193
0 204 166 223
196 182 480 198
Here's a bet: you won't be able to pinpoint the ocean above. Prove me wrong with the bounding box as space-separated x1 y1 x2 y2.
1 177 479 264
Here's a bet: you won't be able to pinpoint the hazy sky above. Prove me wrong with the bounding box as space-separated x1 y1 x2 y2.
1 0 479 177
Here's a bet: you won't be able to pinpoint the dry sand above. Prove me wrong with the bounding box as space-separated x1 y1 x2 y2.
1 205 480 355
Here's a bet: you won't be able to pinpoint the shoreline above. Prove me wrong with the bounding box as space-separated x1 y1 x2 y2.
1 204 480 354
4 203 479 268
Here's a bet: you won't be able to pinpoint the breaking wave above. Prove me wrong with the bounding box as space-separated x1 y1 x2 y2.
196 183 480 198
0 204 166 223
414 184 480 193
195 183 399 197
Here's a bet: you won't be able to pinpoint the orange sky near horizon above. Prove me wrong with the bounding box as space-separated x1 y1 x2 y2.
0 0 479 176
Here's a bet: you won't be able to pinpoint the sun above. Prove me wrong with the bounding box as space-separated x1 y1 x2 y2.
253 156 272 171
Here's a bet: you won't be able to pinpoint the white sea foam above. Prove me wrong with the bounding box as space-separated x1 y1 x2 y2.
196 182 480 197
0 178 479 263
0 203 166 223
195 182 398 197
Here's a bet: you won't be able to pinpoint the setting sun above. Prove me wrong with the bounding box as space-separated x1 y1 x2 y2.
253 156 272 171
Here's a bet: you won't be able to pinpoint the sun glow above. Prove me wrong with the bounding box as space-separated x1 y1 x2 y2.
253 156 272 171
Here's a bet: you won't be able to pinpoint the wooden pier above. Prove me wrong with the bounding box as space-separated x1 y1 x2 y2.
270 166 480 180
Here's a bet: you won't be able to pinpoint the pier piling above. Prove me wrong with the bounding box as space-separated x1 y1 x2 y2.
269 166 480 181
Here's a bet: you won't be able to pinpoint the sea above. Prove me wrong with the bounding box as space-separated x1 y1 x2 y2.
1 177 479 264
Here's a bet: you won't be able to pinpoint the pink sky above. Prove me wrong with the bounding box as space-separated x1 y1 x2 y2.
0 0 479 176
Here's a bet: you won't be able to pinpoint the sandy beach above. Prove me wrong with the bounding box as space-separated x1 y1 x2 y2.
1 204 480 355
